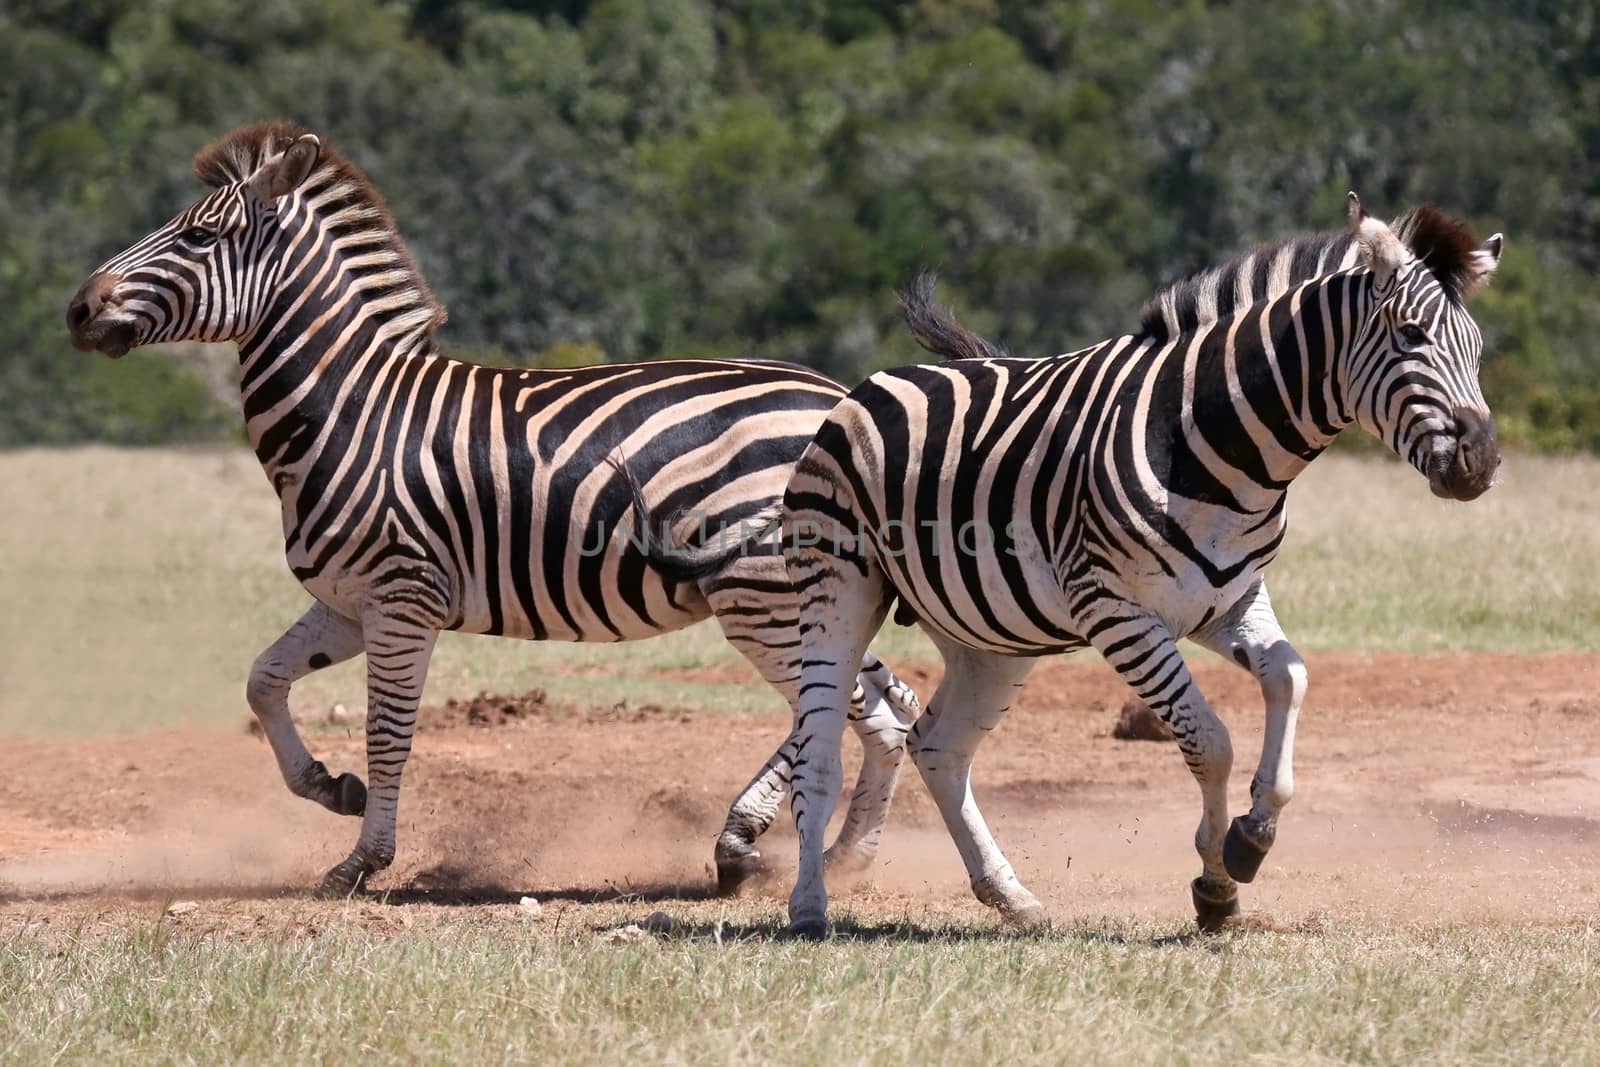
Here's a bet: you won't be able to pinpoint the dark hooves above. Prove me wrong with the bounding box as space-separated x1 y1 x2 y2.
314 860 368 900
1222 816 1274 884
714 847 767 897
1191 878 1241 934
334 773 367 817
778 916 830 942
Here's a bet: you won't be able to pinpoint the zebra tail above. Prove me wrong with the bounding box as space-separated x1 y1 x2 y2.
896 271 1008 362
606 450 781 582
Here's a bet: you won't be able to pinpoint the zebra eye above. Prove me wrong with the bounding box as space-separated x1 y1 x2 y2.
181 226 217 247
1398 323 1428 347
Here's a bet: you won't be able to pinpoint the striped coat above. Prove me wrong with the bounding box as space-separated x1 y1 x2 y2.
66 122 919 895
776 196 1504 936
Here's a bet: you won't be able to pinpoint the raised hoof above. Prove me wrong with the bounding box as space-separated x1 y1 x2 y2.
334 773 367 817
314 860 369 900
1191 879 1241 934
714 849 768 897
778 916 830 942
1222 816 1274 884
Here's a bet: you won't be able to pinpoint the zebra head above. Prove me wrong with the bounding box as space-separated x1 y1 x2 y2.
66 124 327 359
1343 193 1503 501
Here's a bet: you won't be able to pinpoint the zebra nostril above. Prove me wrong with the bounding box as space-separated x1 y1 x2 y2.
67 299 91 329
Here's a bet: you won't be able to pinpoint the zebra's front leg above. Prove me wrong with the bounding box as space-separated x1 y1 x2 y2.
1085 607 1238 931
1192 581 1307 885
246 602 367 816
910 641 1044 926
317 604 439 897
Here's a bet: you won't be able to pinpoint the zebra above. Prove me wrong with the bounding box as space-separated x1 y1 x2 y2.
777 195 1504 937
63 120 921 896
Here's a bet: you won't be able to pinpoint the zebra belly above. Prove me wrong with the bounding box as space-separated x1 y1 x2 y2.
285 513 714 642
875 535 1088 657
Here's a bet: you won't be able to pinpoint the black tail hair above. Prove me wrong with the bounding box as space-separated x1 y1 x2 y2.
896 272 1007 361
605 450 779 582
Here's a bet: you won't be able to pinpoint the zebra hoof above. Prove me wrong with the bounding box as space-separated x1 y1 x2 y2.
972 874 1044 928
314 859 368 900
1222 816 1274 884
334 773 367 817
1001 901 1049 930
714 848 768 897
778 915 830 942
823 845 874 879
1191 878 1241 934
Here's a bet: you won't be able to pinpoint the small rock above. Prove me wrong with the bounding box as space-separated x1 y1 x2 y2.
599 923 650 944
518 896 543 918
1112 698 1174 742
641 911 675 934
165 900 199 916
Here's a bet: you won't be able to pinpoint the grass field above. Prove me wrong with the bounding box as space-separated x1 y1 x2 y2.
3 907 1597 1065
3 446 1599 1065
2 446 1598 734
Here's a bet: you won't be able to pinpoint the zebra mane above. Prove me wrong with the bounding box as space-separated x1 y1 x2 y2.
192 120 447 337
1136 230 1356 342
1389 204 1489 305
1136 204 1488 342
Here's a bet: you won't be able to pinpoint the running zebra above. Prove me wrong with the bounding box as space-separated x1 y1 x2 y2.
779 196 1504 937
64 121 920 895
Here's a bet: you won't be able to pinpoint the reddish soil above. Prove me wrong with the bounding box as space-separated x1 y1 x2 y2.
3 651 1598 934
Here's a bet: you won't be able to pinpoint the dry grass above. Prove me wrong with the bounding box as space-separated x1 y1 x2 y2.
4 446 1598 734
0 904 1595 1065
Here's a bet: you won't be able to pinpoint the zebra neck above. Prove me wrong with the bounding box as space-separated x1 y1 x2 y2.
234 274 441 478
1182 268 1369 494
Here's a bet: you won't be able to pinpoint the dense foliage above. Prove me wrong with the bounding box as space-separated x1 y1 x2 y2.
3 0 1596 448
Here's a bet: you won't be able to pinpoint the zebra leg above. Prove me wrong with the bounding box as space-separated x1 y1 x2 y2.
782 544 891 939
704 555 920 894
246 602 367 816
1084 607 1238 931
909 641 1044 925
700 563 807 893
1191 581 1306 884
823 651 921 877
317 604 439 897
710 651 918 894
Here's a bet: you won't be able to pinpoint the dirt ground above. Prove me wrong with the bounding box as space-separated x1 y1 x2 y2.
2 651 1598 934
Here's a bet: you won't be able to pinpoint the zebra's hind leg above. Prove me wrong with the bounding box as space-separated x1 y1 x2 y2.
823 652 922 878
710 655 921 895
1083 606 1238 932
246 602 367 816
317 600 439 898
782 540 892 939
908 640 1044 926
1192 581 1307 885
710 653 917 895
704 558 919 895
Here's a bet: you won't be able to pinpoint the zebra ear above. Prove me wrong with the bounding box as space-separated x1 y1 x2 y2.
1462 233 1503 299
1347 191 1409 288
248 134 321 202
